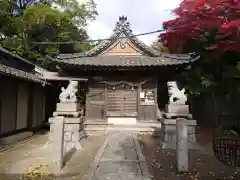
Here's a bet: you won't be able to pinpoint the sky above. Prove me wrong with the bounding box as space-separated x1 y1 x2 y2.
83 0 181 45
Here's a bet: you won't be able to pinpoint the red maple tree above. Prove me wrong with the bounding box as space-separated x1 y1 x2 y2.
160 0 240 53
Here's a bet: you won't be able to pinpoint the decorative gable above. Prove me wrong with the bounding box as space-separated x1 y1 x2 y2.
85 16 160 57
101 38 142 56
54 16 200 68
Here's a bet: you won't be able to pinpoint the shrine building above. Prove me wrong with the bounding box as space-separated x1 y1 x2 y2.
48 16 199 125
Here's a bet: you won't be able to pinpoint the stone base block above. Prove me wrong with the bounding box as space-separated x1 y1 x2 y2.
64 131 85 152
166 104 189 114
45 116 85 152
65 117 84 124
45 131 85 151
56 102 80 112
161 119 196 126
164 112 192 120
49 117 84 124
53 111 80 117
160 119 199 149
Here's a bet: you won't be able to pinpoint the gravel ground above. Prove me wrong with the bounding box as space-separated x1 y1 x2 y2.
138 128 240 180
0 133 106 180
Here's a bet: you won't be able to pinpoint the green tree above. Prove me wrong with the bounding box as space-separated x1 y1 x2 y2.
0 0 97 69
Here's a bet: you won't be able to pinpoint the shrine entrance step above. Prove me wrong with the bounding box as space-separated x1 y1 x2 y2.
84 121 161 136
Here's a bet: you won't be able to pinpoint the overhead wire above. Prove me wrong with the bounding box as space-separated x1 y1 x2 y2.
29 29 165 45
29 20 199 45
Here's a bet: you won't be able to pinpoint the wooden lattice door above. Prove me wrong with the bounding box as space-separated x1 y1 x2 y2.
107 83 137 116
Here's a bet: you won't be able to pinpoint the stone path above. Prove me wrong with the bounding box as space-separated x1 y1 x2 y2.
84 132 151 180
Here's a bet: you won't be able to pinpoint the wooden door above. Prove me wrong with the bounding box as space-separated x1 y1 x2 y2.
122 91 137 115
107 89 137 116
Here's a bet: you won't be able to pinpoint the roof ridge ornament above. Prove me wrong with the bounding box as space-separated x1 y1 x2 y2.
114 15 132 33
119 16 127 23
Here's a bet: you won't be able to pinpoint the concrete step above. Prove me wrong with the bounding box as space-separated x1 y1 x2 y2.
84 123 162 136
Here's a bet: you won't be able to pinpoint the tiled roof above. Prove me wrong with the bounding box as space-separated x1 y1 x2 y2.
52 16 200 68
52 54 199 68
56 52 86 59
0 64 47 84
0 47 50 84
0 47 35 66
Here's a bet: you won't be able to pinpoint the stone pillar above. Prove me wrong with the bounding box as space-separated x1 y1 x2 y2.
176 118 188 172
52 116 64 173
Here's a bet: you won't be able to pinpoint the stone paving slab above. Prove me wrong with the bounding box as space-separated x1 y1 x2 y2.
93 161 143 180
102 144 138 161
84 131 151 180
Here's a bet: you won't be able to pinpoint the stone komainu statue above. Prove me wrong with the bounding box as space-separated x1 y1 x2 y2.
167 81 187 105
59 81 78 103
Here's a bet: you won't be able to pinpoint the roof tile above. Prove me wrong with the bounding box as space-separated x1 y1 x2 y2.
0 64 47 84
51 55 199 67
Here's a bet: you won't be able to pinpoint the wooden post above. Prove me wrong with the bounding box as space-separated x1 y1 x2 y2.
176 118 188 172
104 83 108 120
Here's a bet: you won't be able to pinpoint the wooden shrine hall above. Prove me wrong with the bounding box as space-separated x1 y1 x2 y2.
49 16 199 125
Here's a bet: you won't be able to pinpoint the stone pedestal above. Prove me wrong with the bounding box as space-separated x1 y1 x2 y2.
45 102 85 153
161 118 199 149
48 116 85 152
164 104 192 119
53 102 83 117
166 104 189 114
56 102 80 112
63 117 85 151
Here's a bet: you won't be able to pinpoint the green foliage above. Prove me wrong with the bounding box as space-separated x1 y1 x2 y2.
0 0 97 69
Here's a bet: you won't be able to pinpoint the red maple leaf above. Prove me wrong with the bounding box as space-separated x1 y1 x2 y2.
160 0 240 53
198 0 205 5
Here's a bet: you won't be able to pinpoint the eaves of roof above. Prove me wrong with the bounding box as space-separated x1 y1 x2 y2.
0 64 48 85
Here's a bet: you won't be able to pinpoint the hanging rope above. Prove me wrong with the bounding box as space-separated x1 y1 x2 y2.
100 79 149 87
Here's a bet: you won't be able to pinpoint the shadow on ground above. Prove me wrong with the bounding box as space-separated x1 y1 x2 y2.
63 147 77 167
